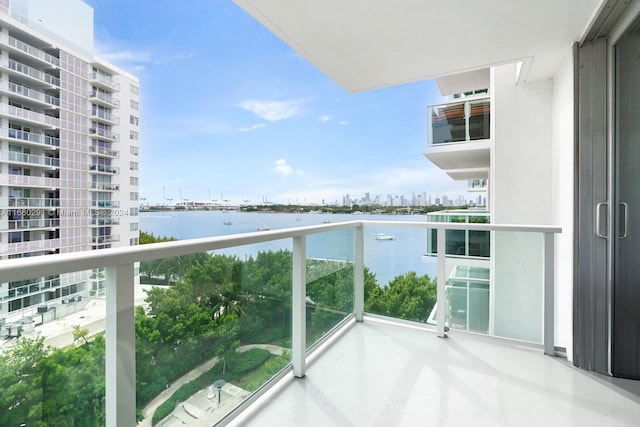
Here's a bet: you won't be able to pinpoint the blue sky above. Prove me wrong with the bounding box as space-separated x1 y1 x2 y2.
85 0 470 205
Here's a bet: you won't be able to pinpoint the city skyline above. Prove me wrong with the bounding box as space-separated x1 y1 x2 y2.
85 0 473 206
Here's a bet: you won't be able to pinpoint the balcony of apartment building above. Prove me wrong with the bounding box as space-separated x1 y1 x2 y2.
1 231 59 254
89 143 118 157
1 220 638 426
468 178 488 192
89 216 120 226
0 80 60 108
0 105 60 129
9 219 635 427
89 107 120 126
89 182 120 191
0 126 60 149
0 149 59 168
2 57 60 89
0 33 60 68
90 199 120 208
89 163 120 174
89 89 120 108
89 71 120 92
423 93 491 181
88 125 119 142
0 172 60 189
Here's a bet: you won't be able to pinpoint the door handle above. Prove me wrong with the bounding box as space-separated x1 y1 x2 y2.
596 202 608 238
619 202 628 239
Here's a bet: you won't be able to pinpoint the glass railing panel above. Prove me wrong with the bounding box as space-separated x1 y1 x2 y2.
491 231 543 344
430 102 466 144
426 228 490 258
138 239 293 426
0 269 103 426
363 224 436 324
468 99 490 140
305 228 354 348
428 97 491 145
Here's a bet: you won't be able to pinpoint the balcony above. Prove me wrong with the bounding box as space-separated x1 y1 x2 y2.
89 127 119 141
89 109 120 125
0 174 60 188
6 59 60 87
0 220 569 427
90 182 120 191
1 151 59 167
89 72 120 91
0 196 60 207
0 127 60 147
0 105 60 128
7 81 60 107
89 145 118 157
92 234 120 244
90 217 121 226
423 96 491 181
6 36 60 67
0 218 60 231
88 91 120 108
90 164 119 174
91 200 120 208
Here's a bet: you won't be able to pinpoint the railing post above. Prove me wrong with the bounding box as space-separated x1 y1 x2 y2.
354 224 364 322
105 263 136 427
437 228 447 338
292 236 307 378
543 232 555 355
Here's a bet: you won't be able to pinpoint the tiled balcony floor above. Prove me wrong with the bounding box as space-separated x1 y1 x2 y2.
231 317 640 426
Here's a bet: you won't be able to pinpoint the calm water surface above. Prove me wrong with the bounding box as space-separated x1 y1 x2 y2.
139 211 437 285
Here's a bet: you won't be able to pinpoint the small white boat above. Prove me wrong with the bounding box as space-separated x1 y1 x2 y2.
258 224 270 231
375 233 396 241
223 220 232 225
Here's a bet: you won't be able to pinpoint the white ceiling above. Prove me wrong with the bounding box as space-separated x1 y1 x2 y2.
234 0 605 93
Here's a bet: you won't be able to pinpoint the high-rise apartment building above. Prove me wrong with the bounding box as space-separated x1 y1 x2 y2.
0 0 139 316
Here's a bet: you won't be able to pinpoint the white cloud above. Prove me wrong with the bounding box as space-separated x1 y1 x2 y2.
239 100 303 121
272 159 303 177
94 40 194 68
319 115 332 122
339 120 349 126
237 123 266 132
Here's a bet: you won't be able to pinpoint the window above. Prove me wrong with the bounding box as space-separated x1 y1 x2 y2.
129 237 139 246
130 222 139 231
129 161 138 170
130 84 139 95
130 176 139 186
130 100 139 110
130 145 138 155
129 115 139 126
130 130 139 140
130 192 139 201
130 207 139 216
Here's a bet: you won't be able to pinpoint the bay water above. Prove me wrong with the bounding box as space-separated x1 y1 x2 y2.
139 211 437 286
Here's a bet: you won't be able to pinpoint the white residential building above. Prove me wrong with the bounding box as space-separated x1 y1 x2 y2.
235 0 640 380
0 0 139 317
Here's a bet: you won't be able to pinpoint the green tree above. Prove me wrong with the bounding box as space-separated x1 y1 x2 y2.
365 271 436 322
213 319 240 375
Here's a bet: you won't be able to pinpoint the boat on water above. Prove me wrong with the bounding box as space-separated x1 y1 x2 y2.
223 220 232 225
375 233 396 241
258 224 270 231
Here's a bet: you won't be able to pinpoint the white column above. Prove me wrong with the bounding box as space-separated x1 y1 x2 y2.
354 224 364 322
543 232 555 355
105 263 136 427
437 228 447 338
292 236 307 378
